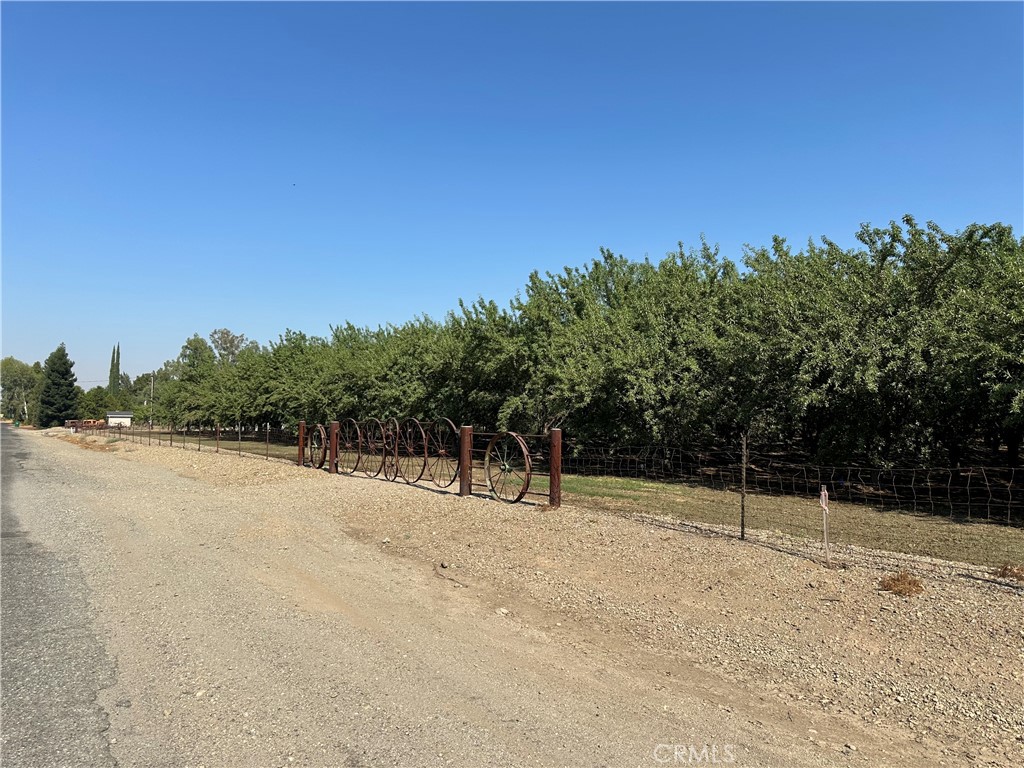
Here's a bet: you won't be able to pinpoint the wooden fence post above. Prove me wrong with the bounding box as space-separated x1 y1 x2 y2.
459 425 473 496
549 428 562 508
329 421 339 474
298 421 306 466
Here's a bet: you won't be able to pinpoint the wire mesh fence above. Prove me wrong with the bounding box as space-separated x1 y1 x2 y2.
562 443 1023 525
76 423 299 462
67 420 1021 565
558 442 1024 568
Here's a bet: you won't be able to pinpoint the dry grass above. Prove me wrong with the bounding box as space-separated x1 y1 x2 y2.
992 563 1024 581
554 475 1024 568
58 435 120 452
879 570 925 597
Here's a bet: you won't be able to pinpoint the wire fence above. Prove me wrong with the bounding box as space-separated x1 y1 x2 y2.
68 421 1022 566
75 423 299 462
557 442 1024 569
562 444 1023 525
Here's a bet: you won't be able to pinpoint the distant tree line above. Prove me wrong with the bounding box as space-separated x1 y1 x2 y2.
3 216 1021 466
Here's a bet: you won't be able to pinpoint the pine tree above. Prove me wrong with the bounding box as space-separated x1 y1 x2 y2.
37 343 79 427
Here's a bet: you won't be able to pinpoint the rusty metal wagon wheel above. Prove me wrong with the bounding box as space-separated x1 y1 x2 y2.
382 418 400 482
307 423 327 469
360 419 385 478
484 431 531 503
337 418 361 475
396 418 427 484
428 417 460 488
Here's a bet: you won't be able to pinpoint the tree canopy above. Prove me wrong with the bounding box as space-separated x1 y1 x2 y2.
11 217 1022 467
1 356 43 421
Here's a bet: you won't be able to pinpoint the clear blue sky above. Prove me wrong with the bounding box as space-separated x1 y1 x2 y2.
3 1 1022 389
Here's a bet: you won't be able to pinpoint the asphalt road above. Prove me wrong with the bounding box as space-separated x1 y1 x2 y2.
1 428 883 768
1 424 117 766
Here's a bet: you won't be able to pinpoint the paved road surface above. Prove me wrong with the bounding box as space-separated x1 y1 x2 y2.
2 424 118 766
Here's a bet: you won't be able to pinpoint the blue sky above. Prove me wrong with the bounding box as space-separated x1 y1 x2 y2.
3 1 1022 388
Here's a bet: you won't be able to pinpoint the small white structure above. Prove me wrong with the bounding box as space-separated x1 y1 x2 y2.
106 411 134 427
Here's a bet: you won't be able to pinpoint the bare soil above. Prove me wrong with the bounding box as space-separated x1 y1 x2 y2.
36 430 1024 766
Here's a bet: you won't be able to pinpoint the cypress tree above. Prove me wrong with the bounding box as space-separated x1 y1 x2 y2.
108 345 118 393
37 343 79 427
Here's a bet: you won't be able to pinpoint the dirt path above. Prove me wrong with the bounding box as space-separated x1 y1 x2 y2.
5 429 1021 766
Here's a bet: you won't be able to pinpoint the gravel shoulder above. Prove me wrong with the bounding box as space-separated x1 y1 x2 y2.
8 429 1023 767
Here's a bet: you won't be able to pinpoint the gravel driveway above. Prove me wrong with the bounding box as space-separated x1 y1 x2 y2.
3 427 1021 767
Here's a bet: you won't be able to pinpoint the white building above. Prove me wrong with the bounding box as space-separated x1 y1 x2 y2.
106 411 134 427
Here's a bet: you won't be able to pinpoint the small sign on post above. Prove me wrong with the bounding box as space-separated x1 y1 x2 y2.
819 484 831 566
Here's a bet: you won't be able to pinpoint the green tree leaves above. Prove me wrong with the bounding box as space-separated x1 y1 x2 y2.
37 344 79 427
108 343 120 395
42 217 1019 467
1 356 42 421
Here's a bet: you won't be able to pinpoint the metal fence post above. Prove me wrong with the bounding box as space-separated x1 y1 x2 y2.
298 421 306 466
329 421 339 474
265 422 270 459
216 424 220 453
740 432 748 540
459 425 473 496
820 485 831 566
549 428 562 508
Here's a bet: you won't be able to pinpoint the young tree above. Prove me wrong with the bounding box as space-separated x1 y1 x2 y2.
37 343 79 427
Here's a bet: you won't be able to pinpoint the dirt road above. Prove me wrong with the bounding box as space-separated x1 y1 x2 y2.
2 426 1020 767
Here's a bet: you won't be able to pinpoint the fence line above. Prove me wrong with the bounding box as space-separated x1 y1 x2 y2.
294 419 561 507
74 422 299 462
561 443 1023 525
67 422 1021 566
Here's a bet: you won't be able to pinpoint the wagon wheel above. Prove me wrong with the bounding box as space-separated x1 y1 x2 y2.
397 418 427 484
484 431 531 503
307 423 327 469
337 418 361 475
428 417 460 488
382 418 400 482
360 419 385 478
